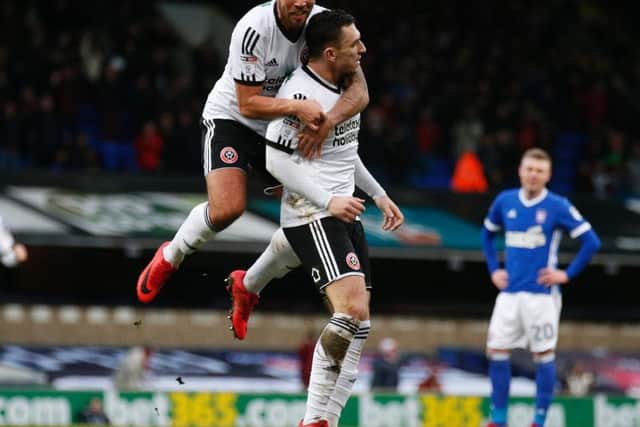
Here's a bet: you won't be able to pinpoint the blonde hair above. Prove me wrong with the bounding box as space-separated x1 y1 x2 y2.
521 147 551 164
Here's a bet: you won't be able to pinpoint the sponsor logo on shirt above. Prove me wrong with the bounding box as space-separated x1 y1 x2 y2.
506 225 547 249
332 117 360 146
240 55 258 63
265 58 279 66
263 75 288 93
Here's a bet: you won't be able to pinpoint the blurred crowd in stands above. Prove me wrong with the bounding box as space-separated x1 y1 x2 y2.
1 0 639 198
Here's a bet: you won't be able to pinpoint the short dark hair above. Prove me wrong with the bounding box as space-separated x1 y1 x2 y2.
305 10 355 59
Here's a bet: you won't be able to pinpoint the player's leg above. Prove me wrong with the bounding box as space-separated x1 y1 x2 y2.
284 217 369 426
486 292 525 427
486 350 511 427
226 228 301 339
224 127 294 336
524 291 562 427
225 131 300 337
137 119 249 303
324 220 373 427
325 294 370 427
531 350 555 427
244 227 301 293
303 275 367 426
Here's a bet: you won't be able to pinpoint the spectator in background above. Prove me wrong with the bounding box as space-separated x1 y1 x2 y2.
34 94 63 168
582 80 608 130
79 397 110 425
478 134 503 188
371 337 400 391
564 361 594 397
451 106 484 158
417 368 442 394
112 345 152 391
415 107 441 171
0 101 23 170
2 0 640 197
297 330 316 390
135 120 164 172
416 108 441 155
98 57 136 171
450 150 488 193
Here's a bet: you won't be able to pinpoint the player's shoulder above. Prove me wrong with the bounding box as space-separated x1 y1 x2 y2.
309 4 329 17
494 188 519 203
544 190 571 207
278 67 313 96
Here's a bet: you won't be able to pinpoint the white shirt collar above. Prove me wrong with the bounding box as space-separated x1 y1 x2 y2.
518 188 548 207
302 64 340 92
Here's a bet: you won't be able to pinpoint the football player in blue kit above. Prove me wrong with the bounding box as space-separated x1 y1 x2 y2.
482 148 601 427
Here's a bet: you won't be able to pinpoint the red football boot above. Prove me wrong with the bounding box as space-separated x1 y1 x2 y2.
225 270 259 340
137 242 177 303
486 423 507 427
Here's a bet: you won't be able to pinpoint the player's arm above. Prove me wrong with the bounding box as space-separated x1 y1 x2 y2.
538 202 601 286
328 66 369 127
265 146 365 223
229 22 325 127
565 229 601 278
236 84 325 128
298 67 369 158
354 155 403 231
482 196 507 289
481 228 500 274
538 230 601 286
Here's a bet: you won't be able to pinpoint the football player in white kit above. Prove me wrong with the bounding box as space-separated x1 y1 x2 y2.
248 10 403 427
136 1 370 312
482 148 601 427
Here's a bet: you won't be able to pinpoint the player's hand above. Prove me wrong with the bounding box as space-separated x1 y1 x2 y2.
327 196 366 223
491 269 508 290
298 117 333 159
296 100 326 132
374 196 404 231
537 268 569 287
13 243 28 263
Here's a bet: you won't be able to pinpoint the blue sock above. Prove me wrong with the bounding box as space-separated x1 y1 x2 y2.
534 360 556 427
489 358 511 426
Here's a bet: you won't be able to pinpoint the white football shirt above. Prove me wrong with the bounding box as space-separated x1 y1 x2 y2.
202 1 325 136
266 65 361 227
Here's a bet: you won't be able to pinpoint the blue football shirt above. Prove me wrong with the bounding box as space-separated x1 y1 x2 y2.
484 188 591 294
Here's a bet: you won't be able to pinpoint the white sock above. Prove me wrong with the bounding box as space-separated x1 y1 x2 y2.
303 313 359 425
325 320 370 427
244 228 301 294
163 201 216 267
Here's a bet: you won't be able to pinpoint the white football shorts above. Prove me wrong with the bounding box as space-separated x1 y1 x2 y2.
487 289 562 353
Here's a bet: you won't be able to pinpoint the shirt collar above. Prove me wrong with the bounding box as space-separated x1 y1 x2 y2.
273 1 304 43
518 188 548 207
